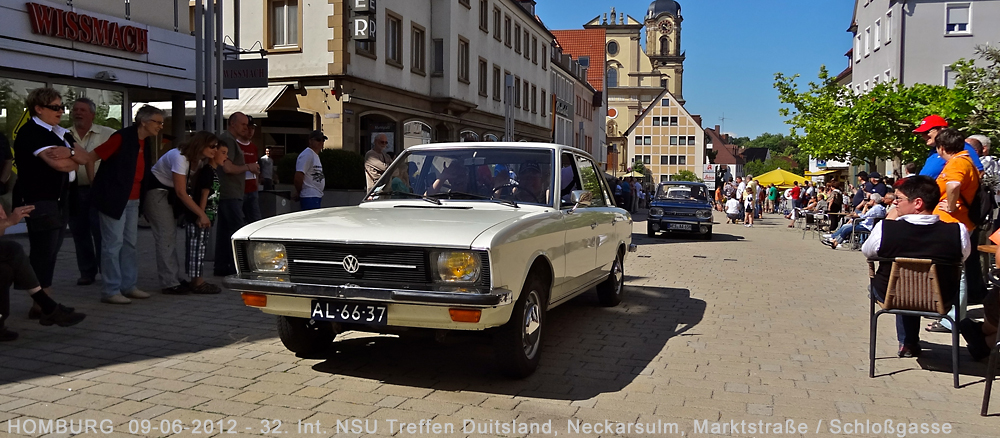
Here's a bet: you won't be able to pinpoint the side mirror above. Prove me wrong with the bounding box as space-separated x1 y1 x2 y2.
569 190 592 212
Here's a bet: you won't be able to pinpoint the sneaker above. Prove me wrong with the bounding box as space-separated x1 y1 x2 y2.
192 282 222 295
101 294 132 304
822 234 832 239
124 289 150 299
898 344 922 358
821 239 834 248
161 283 192 295
39 305 87 327
0 328 18 342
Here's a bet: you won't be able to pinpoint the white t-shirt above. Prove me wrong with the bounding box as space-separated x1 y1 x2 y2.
725 198 741 214
151 148 190 188
296 148 325 198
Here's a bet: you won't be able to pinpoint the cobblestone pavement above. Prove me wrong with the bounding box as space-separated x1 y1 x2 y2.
0 212 998 437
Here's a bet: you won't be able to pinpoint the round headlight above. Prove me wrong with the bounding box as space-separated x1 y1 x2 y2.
434 251 481 283
697 210 713 219
253 243 287 273
648 207 664 216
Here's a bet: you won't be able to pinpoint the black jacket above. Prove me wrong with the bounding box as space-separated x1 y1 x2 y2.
12 118 70 206
91 125 154 219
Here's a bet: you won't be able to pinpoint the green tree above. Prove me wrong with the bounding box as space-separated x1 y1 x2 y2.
744 158 801 177
671 169 702 182
951 44 1000 137
774 66 973 171
743 132 798 153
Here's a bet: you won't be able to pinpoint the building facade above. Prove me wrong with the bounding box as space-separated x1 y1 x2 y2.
850 0 1000 92
559 1 702 181
549 28 606 164
0 0 196 146
225 0 553 157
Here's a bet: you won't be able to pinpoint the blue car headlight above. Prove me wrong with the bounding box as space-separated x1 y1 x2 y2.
648 207 664 216
696 210 713 219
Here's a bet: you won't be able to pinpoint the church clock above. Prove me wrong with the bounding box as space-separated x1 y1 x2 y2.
659 21 672 33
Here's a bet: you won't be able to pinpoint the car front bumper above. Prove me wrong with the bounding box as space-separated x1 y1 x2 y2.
648 218 713 233
223 275 515 330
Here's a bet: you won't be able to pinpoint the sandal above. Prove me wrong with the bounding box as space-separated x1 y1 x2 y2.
925 321 951 333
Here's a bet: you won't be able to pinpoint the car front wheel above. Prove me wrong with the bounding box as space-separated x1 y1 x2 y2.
276 316 337 355
494 275 546 378
596 249 625 306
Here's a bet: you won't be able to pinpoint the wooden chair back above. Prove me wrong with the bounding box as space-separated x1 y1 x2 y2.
882 258 952 314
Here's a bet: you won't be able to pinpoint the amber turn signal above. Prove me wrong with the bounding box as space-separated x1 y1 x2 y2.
241 293 267 307
449 308 481 323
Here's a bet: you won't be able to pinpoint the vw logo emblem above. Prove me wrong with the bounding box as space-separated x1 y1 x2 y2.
342 255 360 274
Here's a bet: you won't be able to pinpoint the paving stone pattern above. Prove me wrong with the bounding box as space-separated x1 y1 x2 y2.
0 213 997 437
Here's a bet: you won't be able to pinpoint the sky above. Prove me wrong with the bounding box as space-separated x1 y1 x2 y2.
535 0 855 139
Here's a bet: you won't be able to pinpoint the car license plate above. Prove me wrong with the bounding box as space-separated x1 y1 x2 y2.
310 300 387 325
668 223 692 230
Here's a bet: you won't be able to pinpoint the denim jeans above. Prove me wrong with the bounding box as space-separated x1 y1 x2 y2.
300 197 322 210
99 200 139 298
831 222 866 244
940 269 969 331
68 185 101 279
243 191 261 223
214 199 245 276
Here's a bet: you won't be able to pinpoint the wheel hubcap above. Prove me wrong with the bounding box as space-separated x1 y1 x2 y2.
522 291 541 357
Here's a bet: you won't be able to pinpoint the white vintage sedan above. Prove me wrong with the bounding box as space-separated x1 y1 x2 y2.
224 143 635 377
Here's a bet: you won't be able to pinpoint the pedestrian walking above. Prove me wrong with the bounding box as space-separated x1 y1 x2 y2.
214 112 258 276
185 140 225 295
295 130 327 210
146 131 218 296
12 87 90 318
240 120 261 223
80 105 162 304
68 97 116 286
259 147 275 191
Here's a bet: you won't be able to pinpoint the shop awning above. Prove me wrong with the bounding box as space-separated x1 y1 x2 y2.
133 85 288 120
804 169 837 176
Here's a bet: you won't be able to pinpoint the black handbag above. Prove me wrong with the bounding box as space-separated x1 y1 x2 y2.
27 199 66 230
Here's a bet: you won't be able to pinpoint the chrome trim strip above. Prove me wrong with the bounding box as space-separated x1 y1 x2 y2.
293 259 418 269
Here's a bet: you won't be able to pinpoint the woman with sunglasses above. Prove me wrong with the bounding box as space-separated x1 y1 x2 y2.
10 87 88 325
144 131 219 297
77 105 165 305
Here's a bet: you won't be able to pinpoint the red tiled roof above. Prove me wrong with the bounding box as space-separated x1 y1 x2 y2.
550 29 606 91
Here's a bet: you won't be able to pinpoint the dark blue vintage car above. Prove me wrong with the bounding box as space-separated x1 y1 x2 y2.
646 181 714 239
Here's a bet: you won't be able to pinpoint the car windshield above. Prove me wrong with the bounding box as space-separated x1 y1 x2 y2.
367 147 555 206
655 184 708 201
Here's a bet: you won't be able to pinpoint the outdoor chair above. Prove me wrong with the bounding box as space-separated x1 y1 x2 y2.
868 257 962 388
802 212 828 240
981 330 1000 415
851 218 883 250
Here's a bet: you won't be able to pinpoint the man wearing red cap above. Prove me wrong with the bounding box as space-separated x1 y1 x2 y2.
916 115 983 178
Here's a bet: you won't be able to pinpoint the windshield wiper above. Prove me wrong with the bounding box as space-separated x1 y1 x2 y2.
371 190 442 205
429 191 519 208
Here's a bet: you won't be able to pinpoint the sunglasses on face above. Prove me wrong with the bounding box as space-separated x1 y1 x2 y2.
42 104 65 112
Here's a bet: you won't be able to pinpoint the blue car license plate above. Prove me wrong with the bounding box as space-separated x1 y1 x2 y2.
667 223 692 231
311 300 387 325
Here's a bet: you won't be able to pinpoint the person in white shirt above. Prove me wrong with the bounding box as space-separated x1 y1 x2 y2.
725 196 741 224
295 130 327 210
68 97 116 286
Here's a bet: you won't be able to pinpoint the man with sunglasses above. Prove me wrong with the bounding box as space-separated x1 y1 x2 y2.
365 133 392 190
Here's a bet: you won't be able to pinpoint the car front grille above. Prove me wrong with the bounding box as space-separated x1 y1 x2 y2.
663 209 698 217
236 242 491 289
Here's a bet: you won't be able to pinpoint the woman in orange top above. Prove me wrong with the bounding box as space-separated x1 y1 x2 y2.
933 128 980 231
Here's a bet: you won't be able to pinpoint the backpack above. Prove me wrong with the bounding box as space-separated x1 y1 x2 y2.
961 156 995 229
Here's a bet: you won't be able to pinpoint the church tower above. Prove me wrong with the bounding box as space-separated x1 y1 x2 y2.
644 0 684 102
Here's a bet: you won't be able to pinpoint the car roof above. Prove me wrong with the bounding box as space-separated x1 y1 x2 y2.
402 142 599 163
658 181 706 187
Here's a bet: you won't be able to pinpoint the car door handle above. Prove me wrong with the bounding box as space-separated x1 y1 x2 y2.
591 222 598 229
